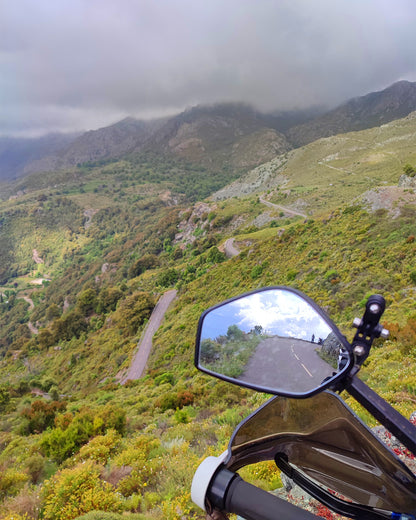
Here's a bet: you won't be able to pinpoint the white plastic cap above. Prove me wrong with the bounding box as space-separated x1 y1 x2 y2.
191 451 229 511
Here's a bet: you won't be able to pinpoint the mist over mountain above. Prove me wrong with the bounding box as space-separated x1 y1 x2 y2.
287 80 416 146
0 133 80 181
1 81 416 182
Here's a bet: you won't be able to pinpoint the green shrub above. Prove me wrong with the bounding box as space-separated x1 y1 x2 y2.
286 269 298 281
206 247 226 264
77 288 97 315
0 384 10 410
174 408 190 424
75 429 121 465
403 163 416 176
154 372 174 386
20 400 66 435
52 309 88 342
128 254 159 279
41 405 126 464
26 453 46 484
157 269 178 287
113 292 155 335
96 287 124 313
250 265 263 279
155 390 194 411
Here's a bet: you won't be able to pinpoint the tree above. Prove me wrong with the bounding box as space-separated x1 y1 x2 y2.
157 268 178 287
252 325 263 335
227 324 244 341
77 288 97 315
46 303 61 321
96 287 123 313
128 254 159 279
52 309 88 342
113 292 155 335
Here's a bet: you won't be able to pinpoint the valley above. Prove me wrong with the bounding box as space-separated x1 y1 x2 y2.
0 93 415 520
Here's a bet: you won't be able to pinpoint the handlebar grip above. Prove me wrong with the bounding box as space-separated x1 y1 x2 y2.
215 469 320 520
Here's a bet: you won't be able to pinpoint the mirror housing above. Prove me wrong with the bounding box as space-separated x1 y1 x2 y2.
195 286 353 397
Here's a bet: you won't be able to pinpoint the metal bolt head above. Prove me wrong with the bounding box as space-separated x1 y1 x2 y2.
369 303 381 314
354 345 366 357
381 328 389 339
353 317 362 328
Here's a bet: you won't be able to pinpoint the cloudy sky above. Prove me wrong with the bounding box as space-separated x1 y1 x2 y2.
1 0 416 137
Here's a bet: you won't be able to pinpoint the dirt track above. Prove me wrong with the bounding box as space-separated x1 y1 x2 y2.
259 196 307 218
120 289 177 383
32 249 44 264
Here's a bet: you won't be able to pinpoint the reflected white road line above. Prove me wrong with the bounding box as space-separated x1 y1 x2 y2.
301 363 313 378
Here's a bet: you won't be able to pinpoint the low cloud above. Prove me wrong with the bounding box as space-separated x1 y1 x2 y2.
1 0 416 136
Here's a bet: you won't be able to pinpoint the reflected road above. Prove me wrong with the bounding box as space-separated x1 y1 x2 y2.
241 336 335 393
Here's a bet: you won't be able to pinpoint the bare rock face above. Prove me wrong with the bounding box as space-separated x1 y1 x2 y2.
164 106 292 171
358 186 416 217
399 174 416 188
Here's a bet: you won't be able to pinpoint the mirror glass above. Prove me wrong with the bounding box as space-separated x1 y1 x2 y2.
197 288 350 395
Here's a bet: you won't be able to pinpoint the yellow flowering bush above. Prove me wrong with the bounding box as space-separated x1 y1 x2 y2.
74 429 122 465
239 460 282 490
0 469 29 500
41 461 123 520
2 514 29 520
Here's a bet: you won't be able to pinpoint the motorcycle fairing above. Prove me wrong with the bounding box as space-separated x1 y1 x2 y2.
225 391 416 514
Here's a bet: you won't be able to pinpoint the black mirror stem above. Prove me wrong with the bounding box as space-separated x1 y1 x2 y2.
346 375 416 456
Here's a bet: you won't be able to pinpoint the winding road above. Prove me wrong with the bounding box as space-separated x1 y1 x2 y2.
120 289 177 384
259 196 307 219
224 238 240 258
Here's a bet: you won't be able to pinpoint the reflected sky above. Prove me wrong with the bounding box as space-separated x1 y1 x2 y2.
201 289 332 341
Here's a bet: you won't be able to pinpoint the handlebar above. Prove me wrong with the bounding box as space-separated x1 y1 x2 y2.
203 466 320 520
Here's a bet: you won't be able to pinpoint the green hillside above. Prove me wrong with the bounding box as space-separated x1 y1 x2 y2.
214 112 416 213
0 116 415 520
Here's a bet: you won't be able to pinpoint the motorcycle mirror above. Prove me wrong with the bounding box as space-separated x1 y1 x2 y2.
195 287 353 397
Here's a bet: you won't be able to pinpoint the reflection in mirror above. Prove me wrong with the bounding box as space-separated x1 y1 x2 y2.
198 288 349 395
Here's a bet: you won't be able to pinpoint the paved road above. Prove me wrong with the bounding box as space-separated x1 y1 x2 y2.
224 238 240 258
241 336 334 393
259 196 307 219
120 289 177 383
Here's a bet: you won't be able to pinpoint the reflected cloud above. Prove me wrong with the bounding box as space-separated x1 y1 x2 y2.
202 289 331 341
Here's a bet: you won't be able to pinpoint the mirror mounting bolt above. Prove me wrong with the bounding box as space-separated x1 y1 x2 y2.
353 345 366 357
369 303 382 314
352 318 362 328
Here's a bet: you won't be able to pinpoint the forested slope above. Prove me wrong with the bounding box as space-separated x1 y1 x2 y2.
0 116 415 520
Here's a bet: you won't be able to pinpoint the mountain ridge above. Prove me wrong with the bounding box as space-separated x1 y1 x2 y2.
287 80 416 146
1 81 416 182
